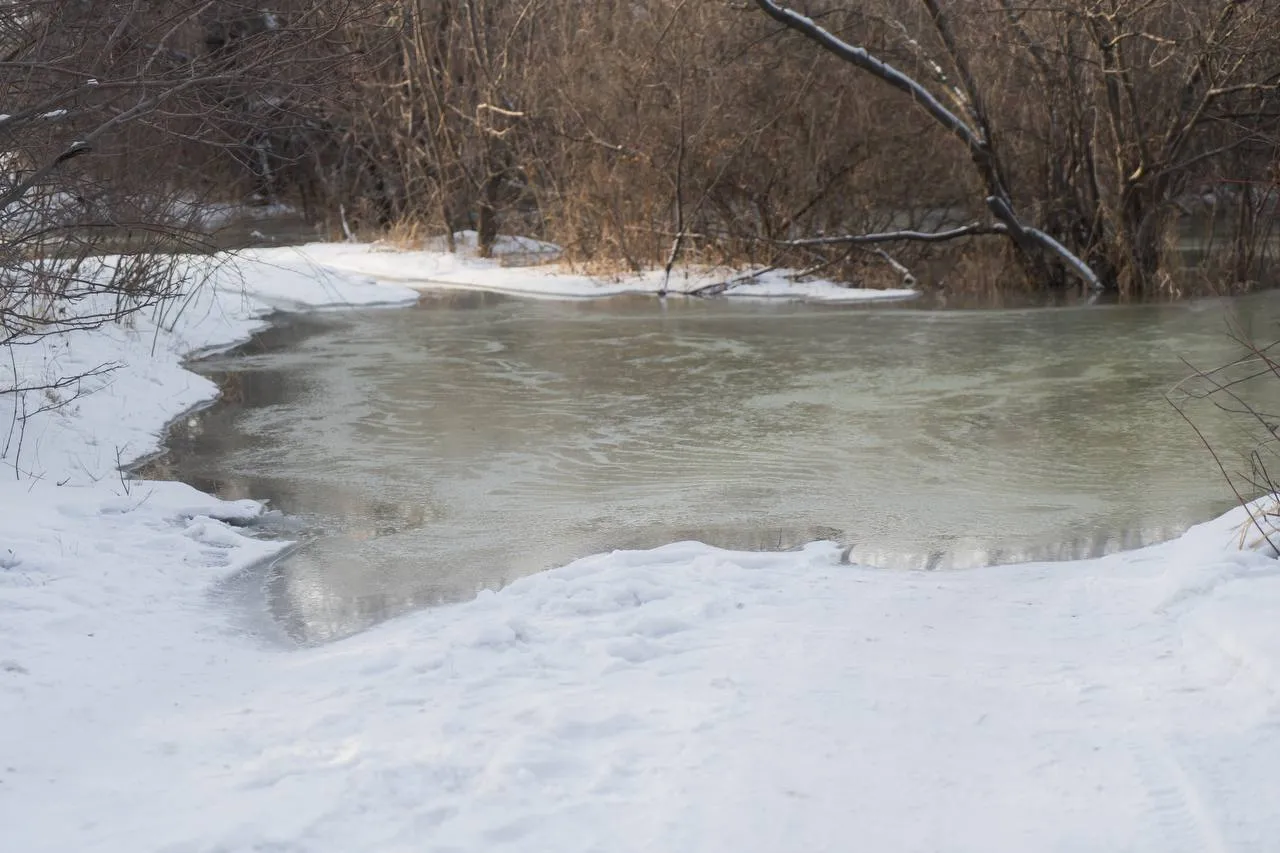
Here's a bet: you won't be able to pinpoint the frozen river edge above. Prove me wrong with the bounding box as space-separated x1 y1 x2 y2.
3 245 1280 852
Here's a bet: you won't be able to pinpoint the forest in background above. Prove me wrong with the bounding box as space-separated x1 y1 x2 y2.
3 0 1280 305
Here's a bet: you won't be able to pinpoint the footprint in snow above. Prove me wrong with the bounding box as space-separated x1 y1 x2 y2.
606 637 664 664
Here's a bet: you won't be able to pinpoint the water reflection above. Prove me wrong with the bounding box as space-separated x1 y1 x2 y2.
149 291 1280 642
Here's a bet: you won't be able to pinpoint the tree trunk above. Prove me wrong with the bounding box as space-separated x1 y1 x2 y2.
1115 185 1167 295
476 171 502 258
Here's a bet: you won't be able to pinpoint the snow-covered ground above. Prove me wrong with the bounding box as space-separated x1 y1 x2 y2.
3 245 1280 852
268 234 920 303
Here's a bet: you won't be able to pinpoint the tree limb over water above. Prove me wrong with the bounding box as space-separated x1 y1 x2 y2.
774 223 1002 247
752 0 1105 291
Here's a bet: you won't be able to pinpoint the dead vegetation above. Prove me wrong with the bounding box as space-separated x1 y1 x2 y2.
2 0 1279 309
287 0 1279 298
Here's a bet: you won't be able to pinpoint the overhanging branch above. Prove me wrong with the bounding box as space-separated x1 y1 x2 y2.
753 0 985 157
752 0 1106 291
774 222 1004 247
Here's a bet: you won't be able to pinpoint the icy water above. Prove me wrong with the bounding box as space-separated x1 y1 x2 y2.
155 290 1280 642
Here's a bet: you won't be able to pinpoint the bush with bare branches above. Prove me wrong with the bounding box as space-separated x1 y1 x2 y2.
1 0 371 470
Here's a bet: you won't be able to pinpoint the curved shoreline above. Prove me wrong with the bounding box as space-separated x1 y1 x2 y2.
3 248 1280 852
246 241 921 304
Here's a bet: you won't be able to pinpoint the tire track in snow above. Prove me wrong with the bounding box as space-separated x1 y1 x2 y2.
1133 735 1228 853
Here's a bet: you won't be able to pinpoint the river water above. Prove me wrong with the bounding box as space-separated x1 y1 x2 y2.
155 290 1280 642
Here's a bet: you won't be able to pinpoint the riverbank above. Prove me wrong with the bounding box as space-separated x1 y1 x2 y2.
3 247 1280 851
249 234 920 303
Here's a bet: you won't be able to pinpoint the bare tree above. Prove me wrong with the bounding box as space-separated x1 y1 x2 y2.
750 0 1280 295
2 0 368 474
9 0 1263 303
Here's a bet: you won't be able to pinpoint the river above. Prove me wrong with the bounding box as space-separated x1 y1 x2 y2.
148 289 1280 642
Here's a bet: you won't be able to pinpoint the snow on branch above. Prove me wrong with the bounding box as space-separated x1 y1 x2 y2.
774 223 1004 247
752 0 985 156
1022 227 1103 291
753 0 1106 291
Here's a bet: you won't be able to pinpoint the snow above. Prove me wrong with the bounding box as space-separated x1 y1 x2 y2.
1 253 416 481
267 234 919 303
3 240 1280 851
163 196 300 230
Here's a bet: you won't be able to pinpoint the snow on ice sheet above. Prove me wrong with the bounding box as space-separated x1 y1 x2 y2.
3 244 1280 852
256 238 919 303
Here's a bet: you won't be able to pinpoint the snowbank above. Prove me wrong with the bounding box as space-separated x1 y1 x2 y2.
256 236 919 304
1 253 417 483
3 247 1280 852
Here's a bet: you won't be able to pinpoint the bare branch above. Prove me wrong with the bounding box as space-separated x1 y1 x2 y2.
773 223 1005 247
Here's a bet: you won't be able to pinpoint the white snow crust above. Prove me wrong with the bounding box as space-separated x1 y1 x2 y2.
2 244 1280 852
271 235 920 303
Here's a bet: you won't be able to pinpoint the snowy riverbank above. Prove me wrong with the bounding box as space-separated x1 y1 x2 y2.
3 247 1280 851
256 234 921 303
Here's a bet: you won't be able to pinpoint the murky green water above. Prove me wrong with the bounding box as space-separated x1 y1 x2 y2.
157 290 1280 642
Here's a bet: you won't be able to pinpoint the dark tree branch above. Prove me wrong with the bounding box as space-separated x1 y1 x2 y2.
774 222 1004 247
752 0 1105 290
